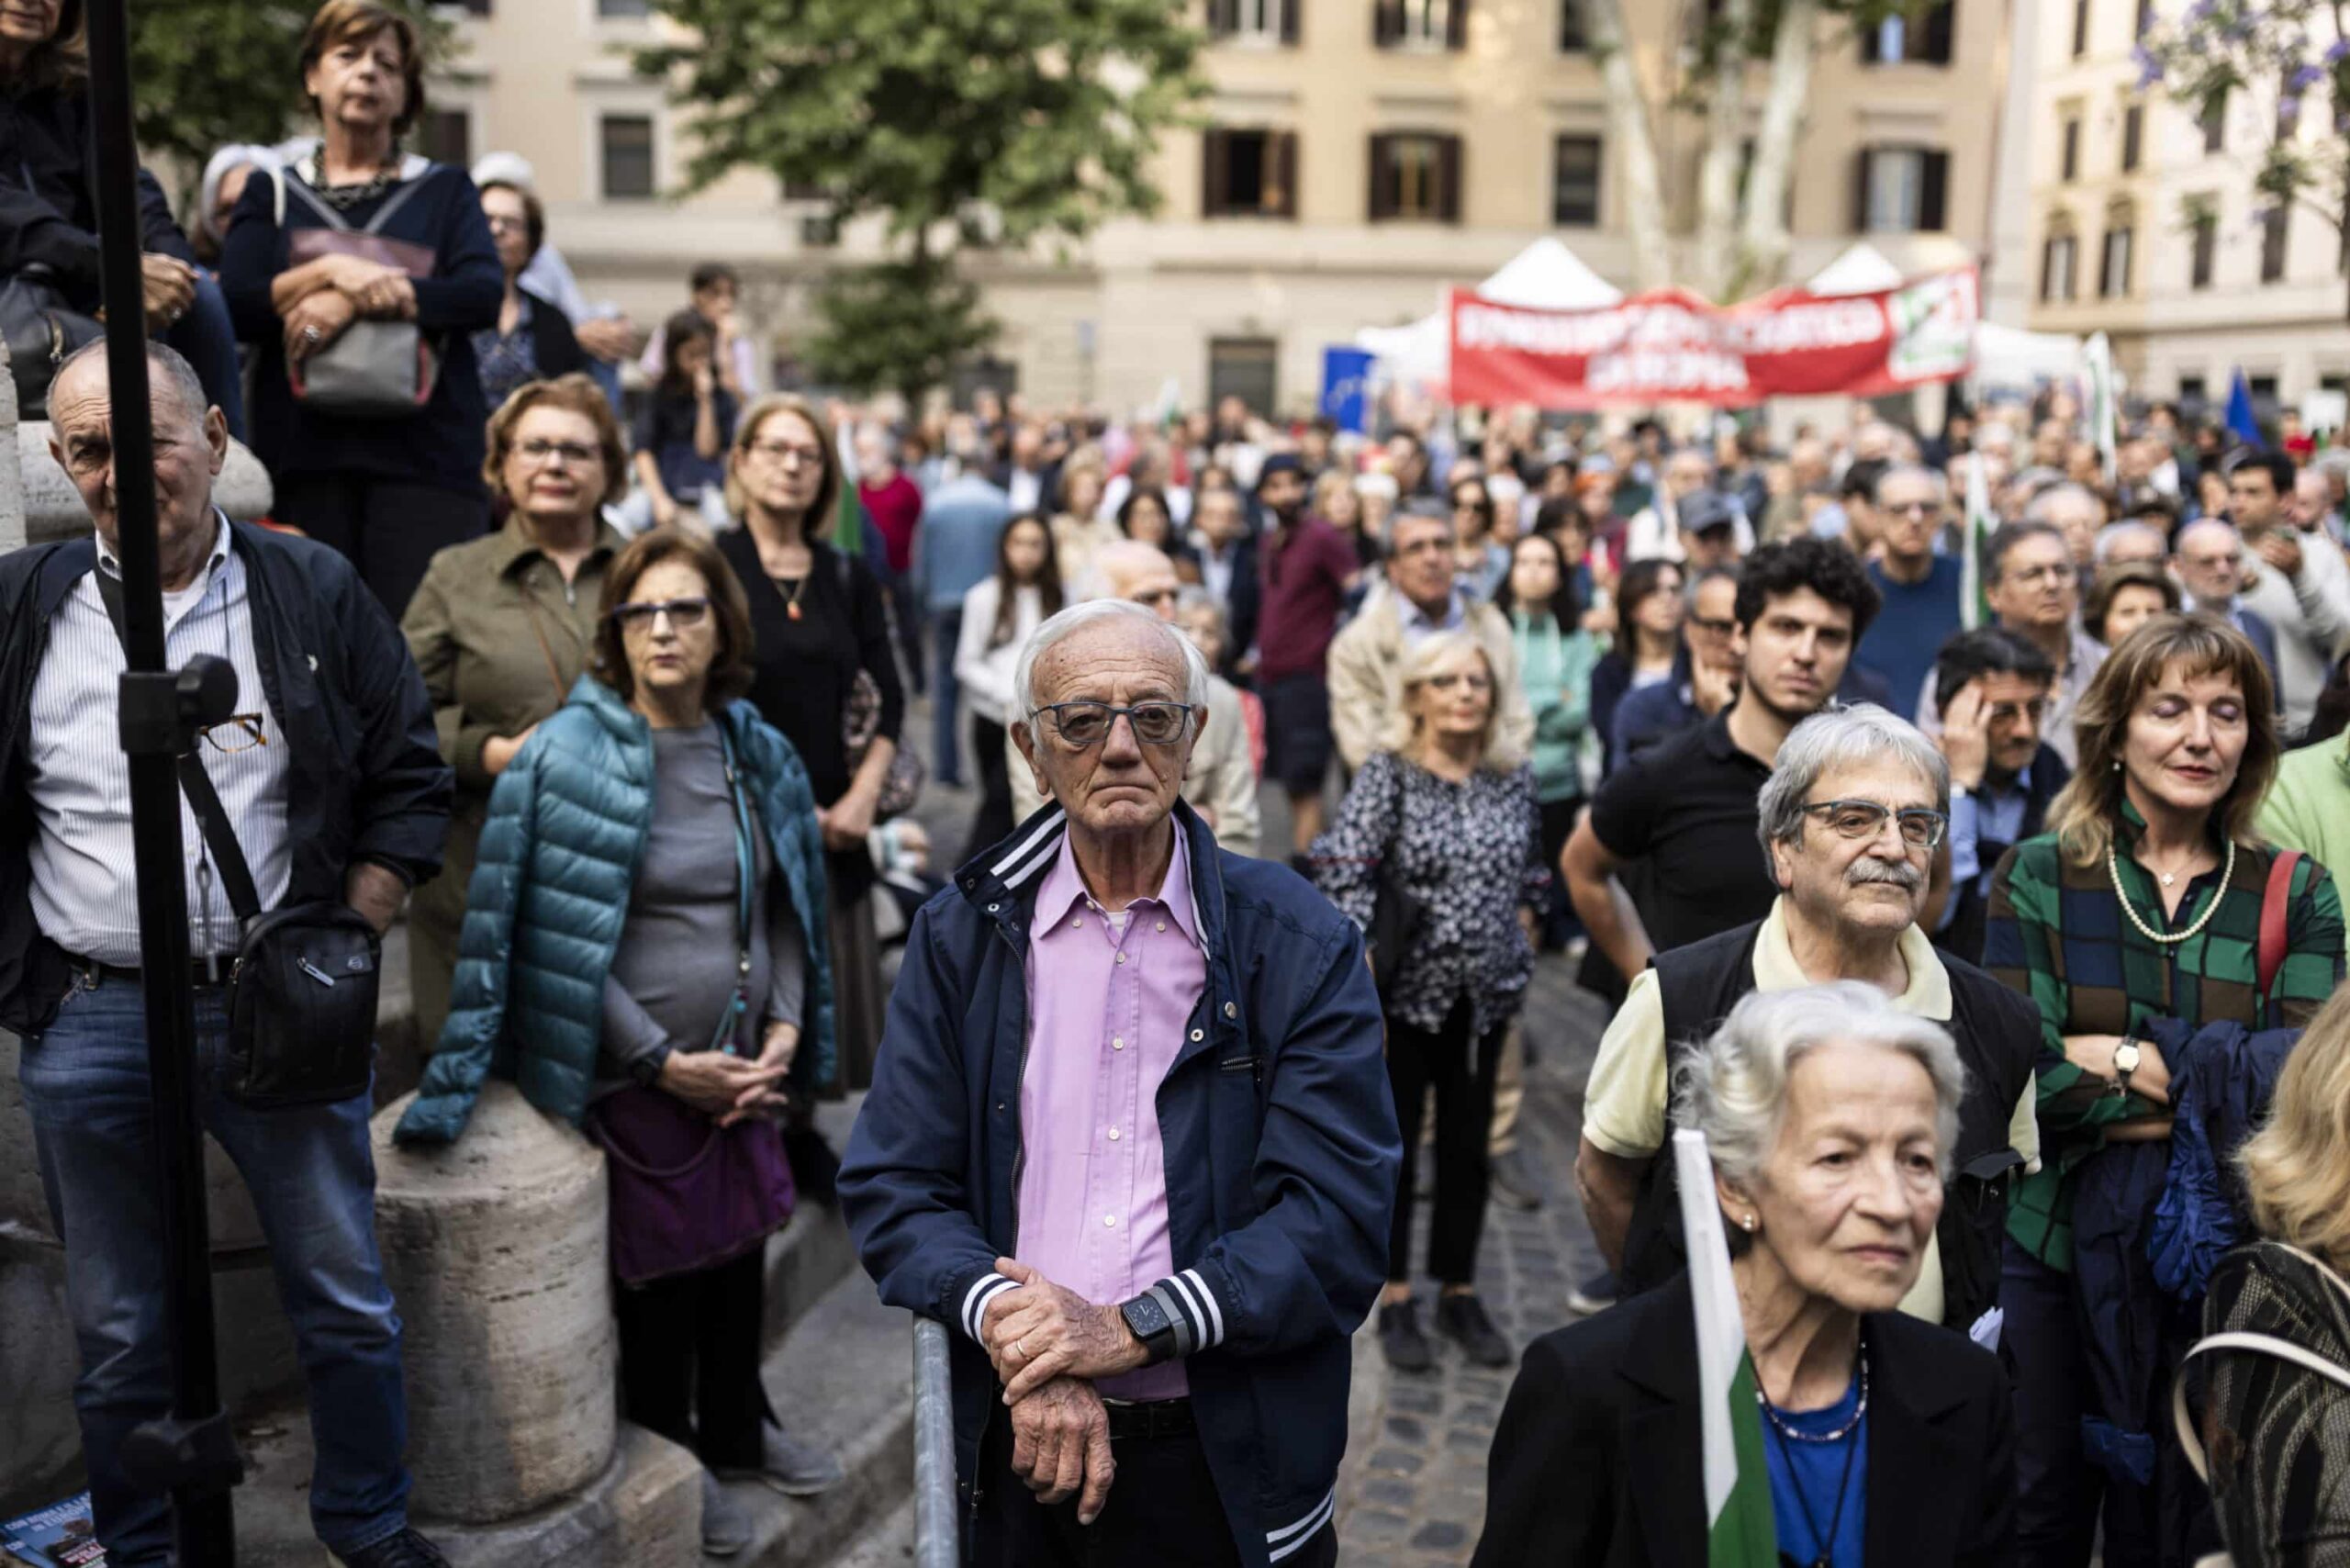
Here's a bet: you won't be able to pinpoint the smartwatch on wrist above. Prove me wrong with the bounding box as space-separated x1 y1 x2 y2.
2112 1036 2142 1098
1119 1292 1182 1365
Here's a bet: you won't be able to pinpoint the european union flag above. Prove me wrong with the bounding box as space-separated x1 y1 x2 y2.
2224 368 2262 445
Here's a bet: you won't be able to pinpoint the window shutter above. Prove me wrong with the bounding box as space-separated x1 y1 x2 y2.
1374 0 1400 47
1438 135 1463 222
1924 1 1953 63
1281 0 1299 42
1369 134 1394 219
1852 149 1874 232
1860 19 1881 62
1445 0 1469 49
1203 129 1231 218
1919 150 1949 230
1271 131 1299 218
1208 0 1238 34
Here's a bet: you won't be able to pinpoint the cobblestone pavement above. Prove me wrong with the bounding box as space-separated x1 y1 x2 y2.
1333 958 1616 1566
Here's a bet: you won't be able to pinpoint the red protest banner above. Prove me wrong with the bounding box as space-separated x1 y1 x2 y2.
1444 265 1979 409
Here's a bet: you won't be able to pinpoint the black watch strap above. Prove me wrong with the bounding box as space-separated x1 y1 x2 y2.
1120 1289 1185 1365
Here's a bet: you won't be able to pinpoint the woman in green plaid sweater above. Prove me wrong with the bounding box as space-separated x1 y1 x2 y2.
1985 614 2344 1568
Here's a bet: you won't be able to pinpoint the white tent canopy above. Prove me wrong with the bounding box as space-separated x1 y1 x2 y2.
1803 241 1907 297
1355 238 1622 387
1969 320 2087 389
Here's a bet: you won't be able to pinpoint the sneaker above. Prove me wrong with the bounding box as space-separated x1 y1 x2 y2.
1435 1293 1515 1369
699 1472 753 1558
330 1530 450 1568
1377 1297 1436 1373
1487 1148 1545 1212
716 1419 845 1498
1565 1269 1618 1316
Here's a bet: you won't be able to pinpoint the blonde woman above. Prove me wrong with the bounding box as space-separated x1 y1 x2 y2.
2189 985 2350 1567
1312 632 1545 1373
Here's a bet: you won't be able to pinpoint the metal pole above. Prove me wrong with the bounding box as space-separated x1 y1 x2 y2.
911 1317 959 1568
82 0 241 1560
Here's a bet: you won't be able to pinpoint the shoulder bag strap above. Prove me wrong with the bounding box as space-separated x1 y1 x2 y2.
708 725 756 1056
2173 1327 2350 1484
90 569 263 923
2258 848 2304 1007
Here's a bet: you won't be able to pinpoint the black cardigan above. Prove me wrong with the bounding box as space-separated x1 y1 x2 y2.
1472 1273 2016 1568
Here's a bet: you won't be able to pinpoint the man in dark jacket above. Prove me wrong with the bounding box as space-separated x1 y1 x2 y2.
0 342 453 1568
1574 703 2041 1336
1928 626 2070 965
840 599 1397 1568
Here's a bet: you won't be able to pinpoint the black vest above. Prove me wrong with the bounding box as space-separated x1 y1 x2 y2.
1615 916 2041 1332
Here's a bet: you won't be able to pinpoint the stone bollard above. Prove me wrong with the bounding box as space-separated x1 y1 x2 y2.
370 1081 617 1525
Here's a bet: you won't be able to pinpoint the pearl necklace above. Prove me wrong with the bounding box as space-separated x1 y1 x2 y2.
2106 835 2236 946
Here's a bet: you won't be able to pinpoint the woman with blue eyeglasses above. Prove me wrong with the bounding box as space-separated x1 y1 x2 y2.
398 525 845 1555
1314 631 1546 1376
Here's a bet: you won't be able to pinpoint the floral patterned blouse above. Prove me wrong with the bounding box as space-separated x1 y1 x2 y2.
1313 749 1547 1038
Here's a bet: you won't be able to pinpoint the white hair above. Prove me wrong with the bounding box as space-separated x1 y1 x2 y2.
2094 520 2166 563
1671 983 1966 1188
1013 599 1213 747
1873 463 1948 506
1754 704 1949 867
2024 481 2105 528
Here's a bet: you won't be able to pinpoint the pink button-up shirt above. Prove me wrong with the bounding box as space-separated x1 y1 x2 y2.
1015 827 1206 1400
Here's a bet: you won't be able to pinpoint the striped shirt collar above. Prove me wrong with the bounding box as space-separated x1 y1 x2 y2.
94 508 232 590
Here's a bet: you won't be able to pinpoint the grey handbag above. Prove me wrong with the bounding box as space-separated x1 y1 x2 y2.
272 163 442 419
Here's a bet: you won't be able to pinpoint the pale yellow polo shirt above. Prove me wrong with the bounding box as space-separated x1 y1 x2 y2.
1581 899 2041 1325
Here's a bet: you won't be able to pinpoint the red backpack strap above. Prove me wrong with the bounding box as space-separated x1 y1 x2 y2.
2258 849 2305 1003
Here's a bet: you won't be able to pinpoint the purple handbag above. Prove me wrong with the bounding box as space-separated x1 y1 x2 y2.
588 1087 796 1287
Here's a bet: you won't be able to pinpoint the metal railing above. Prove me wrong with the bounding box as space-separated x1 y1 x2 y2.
912 1316 958 1567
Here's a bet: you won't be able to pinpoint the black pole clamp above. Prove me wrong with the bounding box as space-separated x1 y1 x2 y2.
118 656 238 757
120 1408 247 1498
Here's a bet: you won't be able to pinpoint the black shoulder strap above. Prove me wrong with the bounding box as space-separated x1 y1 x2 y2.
90 568 263 923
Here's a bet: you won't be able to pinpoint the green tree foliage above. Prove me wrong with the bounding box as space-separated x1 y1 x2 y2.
800 255 997 405
640 0 1206 394
127 1 451 197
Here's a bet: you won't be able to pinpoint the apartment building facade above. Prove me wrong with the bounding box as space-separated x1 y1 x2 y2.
428 0 2012 415
2024 0 2350 415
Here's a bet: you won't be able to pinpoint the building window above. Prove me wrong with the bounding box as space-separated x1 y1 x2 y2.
2135 0 2154 34
2200 91 2227 153
599 115 655 199
1207 0 1296 44
2189 207 2217 289
1208 337 1279 419
2041 225 2078 302
2072 0 2090 55
1862 1 1953 63
1560 0 1584 50
2121 102 2143 171
1202 129 1298 218
1852 146 1948 233
2177 375 2207 409
596 0 650 16
2261 206 2289 282
1553 134 1603 226
420 107 470 169
1374 0 1465 50
2060 116 2080 182
2100 219 2133 297
1369 132 1462 222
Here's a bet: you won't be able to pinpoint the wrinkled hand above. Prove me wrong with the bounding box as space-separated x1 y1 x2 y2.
1938 681 1990 790
655 1049 782 1115
1007 1376 1115 1522
284 289 355 363
140 253 197 333
482 724 539 777
822 786 878 851
343 862 407 934
718 1020 800 1127
984 1258 1147 1404
575 315 637 362
1691 657 1739 719
2256 531 2305 580
349 271 416 320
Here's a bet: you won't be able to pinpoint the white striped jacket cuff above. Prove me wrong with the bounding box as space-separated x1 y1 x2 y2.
1149 1268 1227 1358
960 1271 1019 1343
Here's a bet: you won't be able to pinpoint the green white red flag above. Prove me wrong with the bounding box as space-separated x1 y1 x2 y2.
1672 1129 1779 1567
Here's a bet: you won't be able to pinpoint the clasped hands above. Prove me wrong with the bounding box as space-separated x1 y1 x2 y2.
278 253 417 363
978 1257 1150 1524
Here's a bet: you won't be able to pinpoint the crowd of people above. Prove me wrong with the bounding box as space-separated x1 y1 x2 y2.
14 1 2350 1565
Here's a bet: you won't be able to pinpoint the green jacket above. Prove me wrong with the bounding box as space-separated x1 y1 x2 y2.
1512 610 1599 804
2259 735 2350 958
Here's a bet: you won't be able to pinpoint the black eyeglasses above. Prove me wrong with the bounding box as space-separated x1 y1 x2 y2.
1689 615 1737 637
610 597 711 632
1801 799 1948 851
1032 700 1194 748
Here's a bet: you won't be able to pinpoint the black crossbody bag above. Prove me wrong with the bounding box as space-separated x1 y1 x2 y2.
95 572 381 1107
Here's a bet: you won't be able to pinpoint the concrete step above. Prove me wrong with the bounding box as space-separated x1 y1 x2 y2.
823 1493 915 1568
724 1267 915 1568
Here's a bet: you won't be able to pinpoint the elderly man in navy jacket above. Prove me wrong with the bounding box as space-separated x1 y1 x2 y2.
841 599 1398 1568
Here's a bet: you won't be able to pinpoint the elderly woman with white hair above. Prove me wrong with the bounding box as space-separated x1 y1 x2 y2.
1314 630 1546 1373
1476 984 2018 1568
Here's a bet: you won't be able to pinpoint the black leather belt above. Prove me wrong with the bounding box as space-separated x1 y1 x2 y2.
1102 1396 1194 1441
73 957 233 990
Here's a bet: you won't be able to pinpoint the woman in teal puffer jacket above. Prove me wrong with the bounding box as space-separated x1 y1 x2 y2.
396 528 844 1550
1494 532 1599 952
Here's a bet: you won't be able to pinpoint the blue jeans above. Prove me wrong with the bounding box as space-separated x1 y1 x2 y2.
166 273 246 444
17 970 410 1564
931 604 964 785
